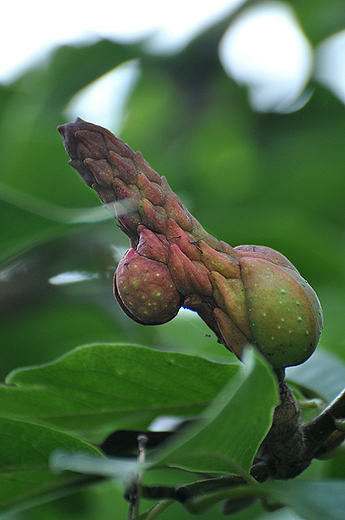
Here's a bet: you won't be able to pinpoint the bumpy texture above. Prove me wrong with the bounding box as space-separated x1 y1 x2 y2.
58 118 323 369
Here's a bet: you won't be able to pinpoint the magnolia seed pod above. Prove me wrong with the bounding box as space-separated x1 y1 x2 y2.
114 249 182 325
59 120 323 369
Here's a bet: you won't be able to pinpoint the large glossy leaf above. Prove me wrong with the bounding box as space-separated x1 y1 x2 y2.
0 417 102 514
0 344 238 441
151 348 279 474
49 348 278 477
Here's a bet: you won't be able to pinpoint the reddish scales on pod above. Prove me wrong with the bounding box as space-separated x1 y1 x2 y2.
58 118 323 369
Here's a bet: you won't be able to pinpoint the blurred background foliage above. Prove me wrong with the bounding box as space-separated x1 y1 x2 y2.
1 0 345 518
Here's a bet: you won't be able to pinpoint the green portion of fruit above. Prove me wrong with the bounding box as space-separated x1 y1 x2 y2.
240 257 323 368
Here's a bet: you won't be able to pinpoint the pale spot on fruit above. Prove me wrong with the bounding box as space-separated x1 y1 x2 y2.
297 317 302 322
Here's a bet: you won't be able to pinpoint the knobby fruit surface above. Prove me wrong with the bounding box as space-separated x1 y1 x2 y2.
59 118 323 369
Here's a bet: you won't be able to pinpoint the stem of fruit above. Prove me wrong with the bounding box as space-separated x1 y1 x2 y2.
257 375 311 479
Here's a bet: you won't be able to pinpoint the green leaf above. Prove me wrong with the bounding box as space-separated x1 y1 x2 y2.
288 0 345 44
177 478 345 518
0 344 238 441
45 350 279 498
153 347 279 475
287 349 345 402
0 417 102 513
260 479 345 520
0 39 141 262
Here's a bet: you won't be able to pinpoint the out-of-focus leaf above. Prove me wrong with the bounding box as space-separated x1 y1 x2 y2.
0 417 102 514
185 478 345 519
156 310 235 362
152 348 278 475
0 39 143 262
0 344 238 441
259 479 345 520
315 285 345 361
0 299 128 380
0 39 140 201
287 349 345 402
288 0 345 44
